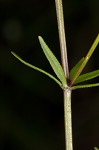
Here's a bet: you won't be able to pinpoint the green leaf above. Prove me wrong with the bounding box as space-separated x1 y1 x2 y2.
38 36 67 88
94 147 99 150
70 34 99 86
75 70 99 84
11 51 62 88
72 83 99 90
70 57 84 80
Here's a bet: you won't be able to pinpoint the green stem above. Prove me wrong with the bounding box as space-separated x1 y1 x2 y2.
55 1 73 150
64 88 73 150
55 0 69 80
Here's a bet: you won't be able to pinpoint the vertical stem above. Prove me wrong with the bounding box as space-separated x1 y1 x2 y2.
64 89 73 150
55 0 73 150
55 0 69 80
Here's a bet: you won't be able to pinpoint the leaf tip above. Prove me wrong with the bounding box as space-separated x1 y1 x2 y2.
38 36 42 41
11 51 16 57
11 51 21 60
11 51 14 55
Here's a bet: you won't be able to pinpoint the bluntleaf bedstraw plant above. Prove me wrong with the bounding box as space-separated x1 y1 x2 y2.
11 0 99 150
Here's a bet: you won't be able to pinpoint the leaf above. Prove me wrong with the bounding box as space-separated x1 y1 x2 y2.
70 34 99 86
11 51 62 88
72 83 99 90
75 70 99 84
94 147 99 150
70 57 84 80
38 36 67 88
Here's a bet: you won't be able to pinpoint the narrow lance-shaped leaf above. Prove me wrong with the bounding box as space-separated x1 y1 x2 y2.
75 69 99 84
38 36 67 88
11 51 62 88
70 57 84 80
72 83 99 90
70 34 99 86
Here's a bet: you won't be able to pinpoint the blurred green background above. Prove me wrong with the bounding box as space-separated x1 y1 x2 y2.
0 0 99 149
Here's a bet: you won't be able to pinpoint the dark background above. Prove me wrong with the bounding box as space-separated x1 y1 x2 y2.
0 0 99 150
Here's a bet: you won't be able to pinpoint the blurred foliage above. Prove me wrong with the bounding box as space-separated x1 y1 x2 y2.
0 0 99 150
